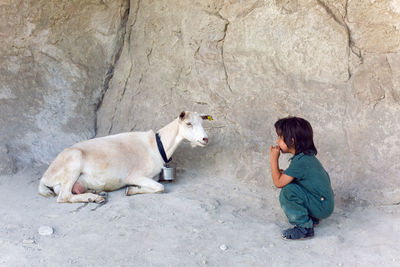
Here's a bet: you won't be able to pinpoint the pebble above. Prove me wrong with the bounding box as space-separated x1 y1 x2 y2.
217 220 224 224
23 239 35 244
5 224 18 231
220 244 228 251
38 226 54 236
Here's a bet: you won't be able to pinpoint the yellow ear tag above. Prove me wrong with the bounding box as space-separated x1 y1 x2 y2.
207 115 213 121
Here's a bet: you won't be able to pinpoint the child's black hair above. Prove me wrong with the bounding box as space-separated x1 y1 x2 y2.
274 116 317 155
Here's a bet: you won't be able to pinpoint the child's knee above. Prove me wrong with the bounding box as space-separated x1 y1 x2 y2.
279 183 299 201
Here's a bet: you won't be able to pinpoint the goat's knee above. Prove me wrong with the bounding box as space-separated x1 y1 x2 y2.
57 193 70 203
154 183 164 193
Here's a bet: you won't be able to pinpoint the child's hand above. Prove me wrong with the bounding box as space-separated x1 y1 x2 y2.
270 145 281 160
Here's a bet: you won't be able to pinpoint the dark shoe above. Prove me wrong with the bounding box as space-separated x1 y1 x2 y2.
310 216 320 226
281 226 314 240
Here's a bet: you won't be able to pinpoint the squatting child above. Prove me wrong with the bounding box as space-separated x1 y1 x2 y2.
270 116 334 240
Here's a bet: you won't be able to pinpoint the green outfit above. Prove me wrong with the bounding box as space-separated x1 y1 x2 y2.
280 152 334 228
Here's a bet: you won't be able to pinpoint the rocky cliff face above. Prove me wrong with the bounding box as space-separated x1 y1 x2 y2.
1 0 399 206
0 0 129 170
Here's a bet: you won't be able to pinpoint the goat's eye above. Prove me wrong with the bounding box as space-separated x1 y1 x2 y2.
186 122 192 127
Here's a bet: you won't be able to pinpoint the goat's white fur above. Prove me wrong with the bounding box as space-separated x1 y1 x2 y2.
38 111 210 203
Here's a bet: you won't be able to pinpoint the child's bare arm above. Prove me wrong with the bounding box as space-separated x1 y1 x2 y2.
270 146 294 188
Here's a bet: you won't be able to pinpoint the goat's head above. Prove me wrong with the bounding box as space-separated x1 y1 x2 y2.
178 111 211 147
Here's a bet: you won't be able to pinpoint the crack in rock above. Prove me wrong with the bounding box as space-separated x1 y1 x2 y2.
95 0 130 135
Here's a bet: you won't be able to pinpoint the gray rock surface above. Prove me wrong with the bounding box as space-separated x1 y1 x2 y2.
0 0 129 166
0 145 16 175
1 0 399 206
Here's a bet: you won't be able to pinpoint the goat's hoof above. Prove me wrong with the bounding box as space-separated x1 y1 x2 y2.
95 196 106 203
125 187 132 196
98 192 108 198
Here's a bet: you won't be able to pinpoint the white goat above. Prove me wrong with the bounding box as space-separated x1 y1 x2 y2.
38 111 211 203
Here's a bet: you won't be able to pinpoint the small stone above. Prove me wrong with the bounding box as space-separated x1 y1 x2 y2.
217 220 224 224
38 226 54 236
5 224 18 231
220 244 228 251
202 260 207 265
23 239 35 244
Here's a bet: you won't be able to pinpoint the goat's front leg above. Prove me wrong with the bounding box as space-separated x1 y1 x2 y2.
125 176 165 196
59 192 106 203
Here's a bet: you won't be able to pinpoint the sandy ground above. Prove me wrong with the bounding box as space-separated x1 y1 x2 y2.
1 167 399 267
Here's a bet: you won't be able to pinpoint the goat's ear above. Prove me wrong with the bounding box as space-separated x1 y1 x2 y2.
201 114 213 121
179 111 186 120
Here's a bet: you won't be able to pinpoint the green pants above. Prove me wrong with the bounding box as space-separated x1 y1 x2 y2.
279 183 334 228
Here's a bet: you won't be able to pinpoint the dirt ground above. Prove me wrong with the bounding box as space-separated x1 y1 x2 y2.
1 167 399 267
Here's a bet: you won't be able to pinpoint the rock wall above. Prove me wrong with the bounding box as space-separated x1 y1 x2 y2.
0 0 129 171
1 0 399 206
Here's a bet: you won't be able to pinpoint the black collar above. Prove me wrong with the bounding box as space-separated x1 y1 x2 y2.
155 133 171 164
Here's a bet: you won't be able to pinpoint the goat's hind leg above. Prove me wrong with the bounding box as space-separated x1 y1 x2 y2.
56 149 105 203
126 176 165 196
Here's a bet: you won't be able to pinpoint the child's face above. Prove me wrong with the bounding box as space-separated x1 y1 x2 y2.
276 135 293 154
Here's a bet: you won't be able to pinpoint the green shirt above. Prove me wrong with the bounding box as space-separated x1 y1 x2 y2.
283 152 334 202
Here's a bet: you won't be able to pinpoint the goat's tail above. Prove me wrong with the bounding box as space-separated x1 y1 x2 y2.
38 180 55 198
